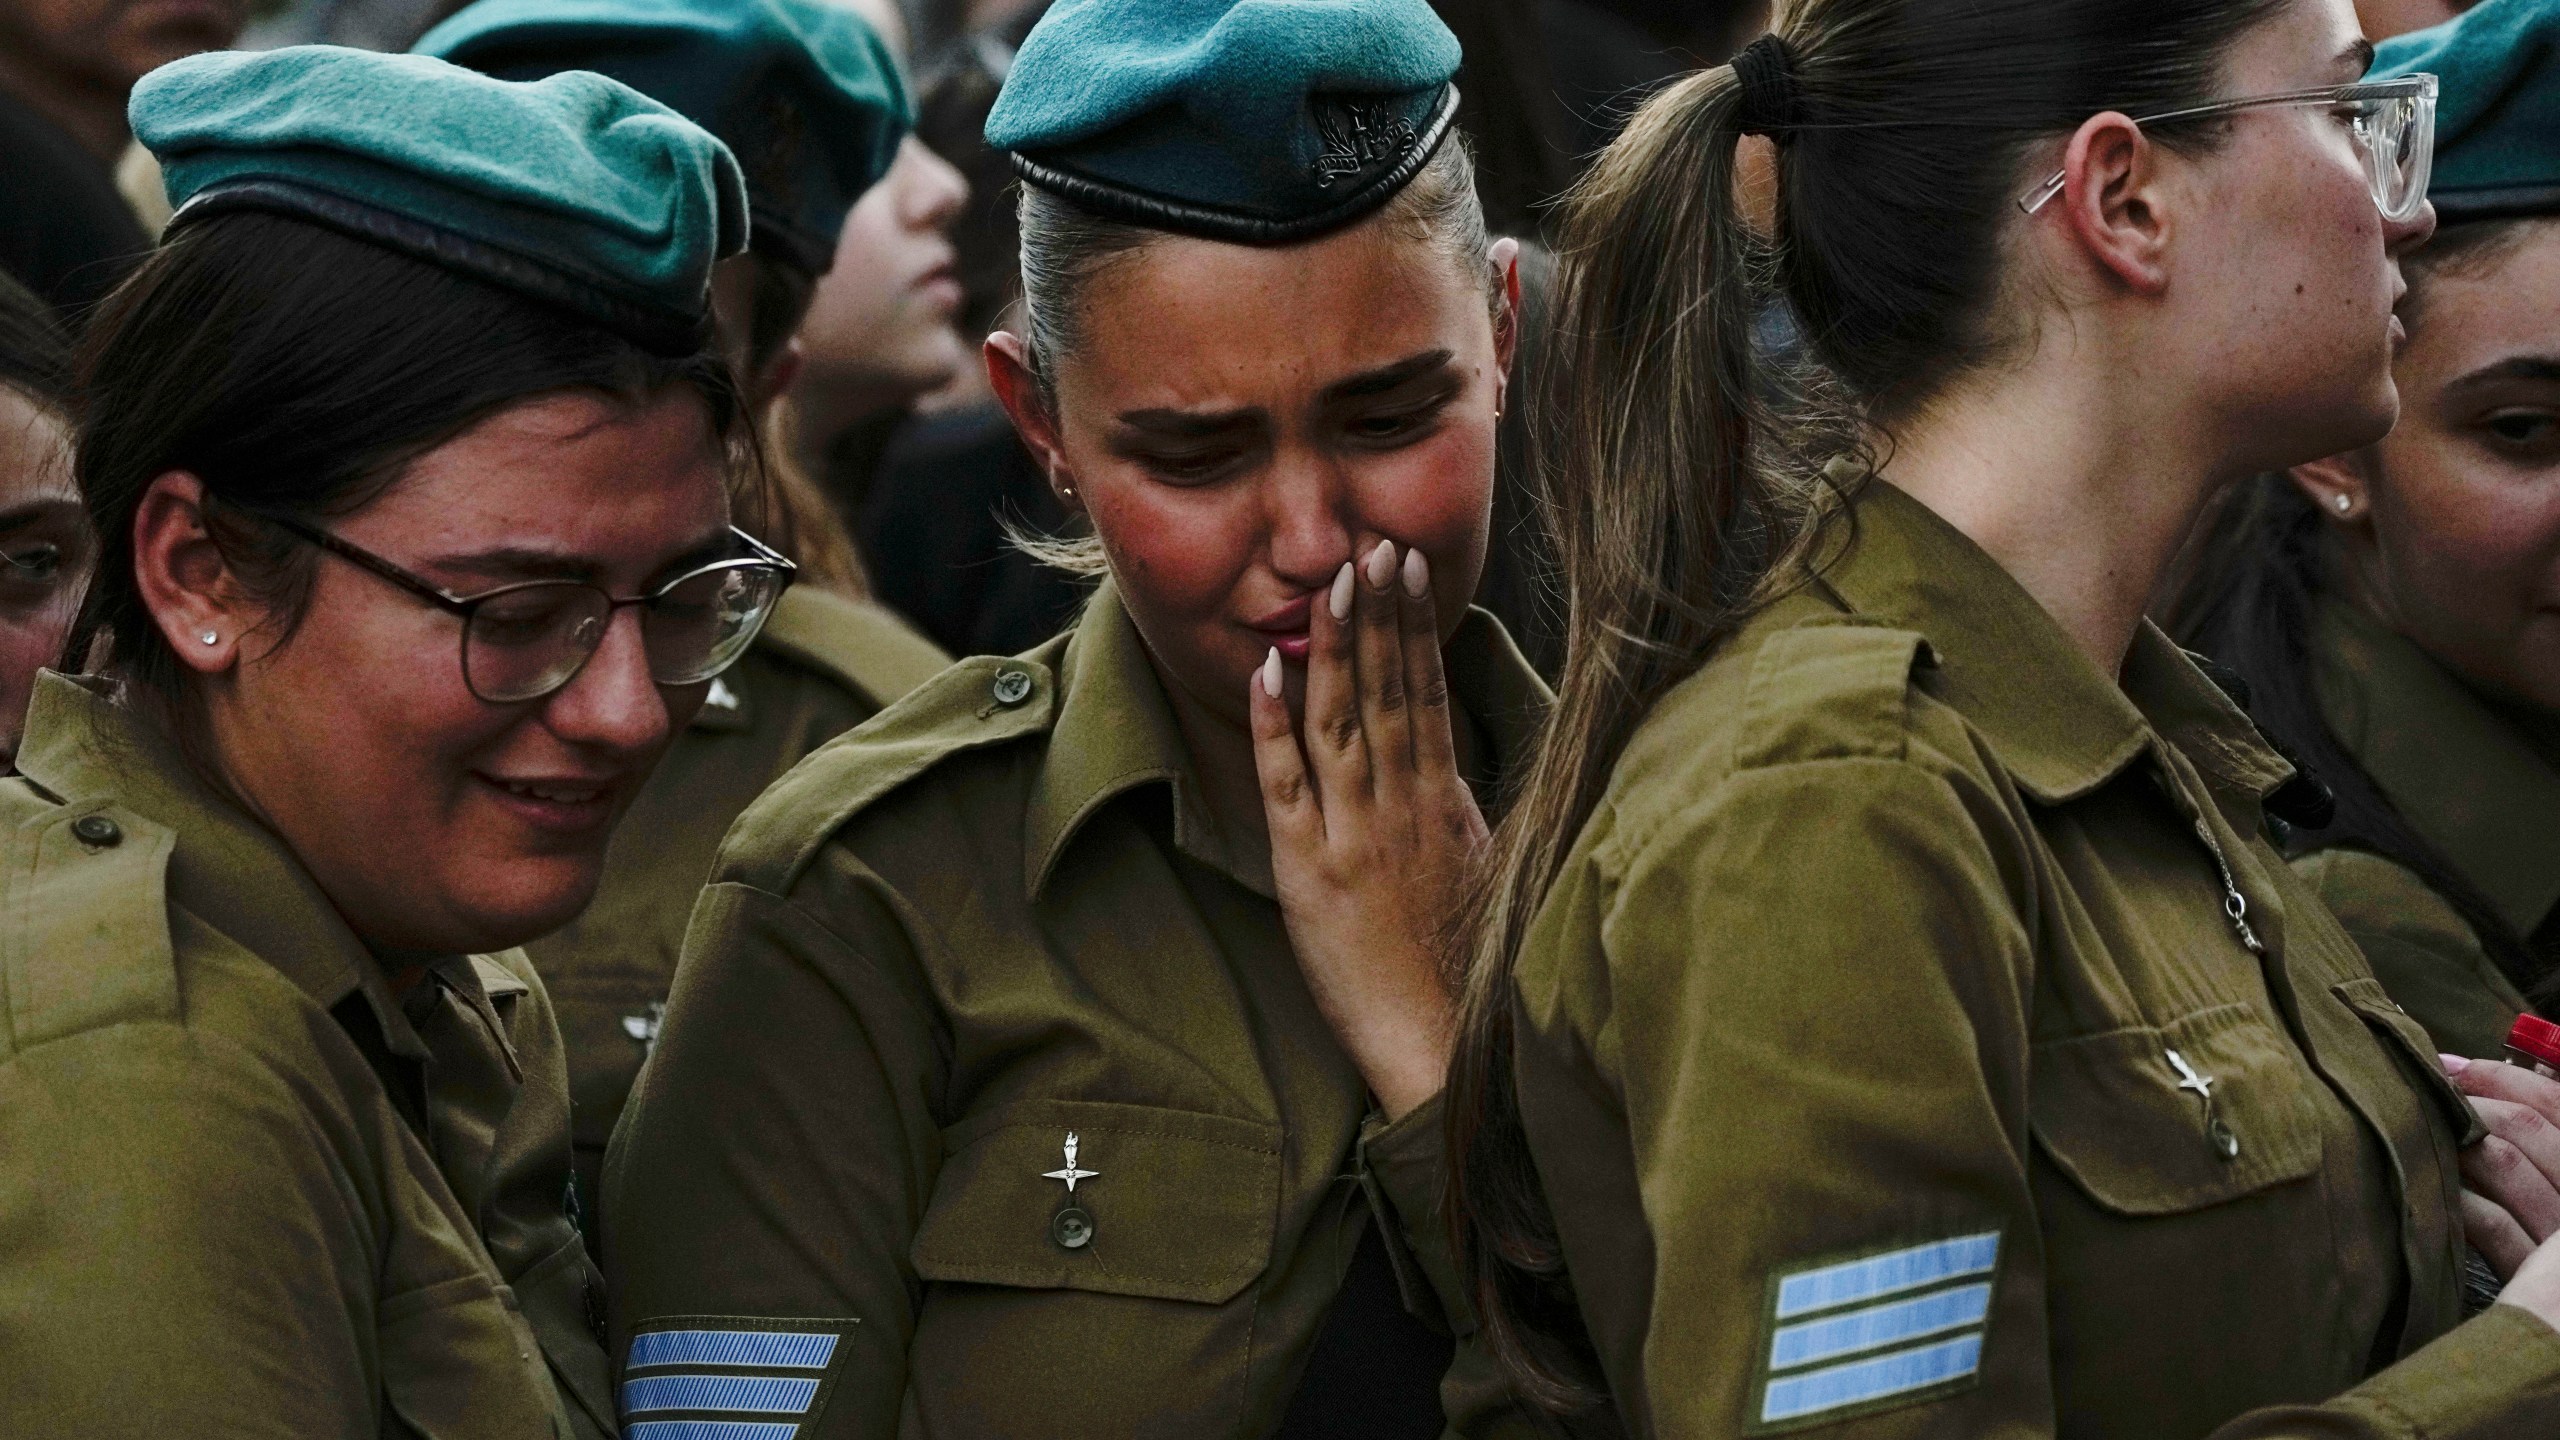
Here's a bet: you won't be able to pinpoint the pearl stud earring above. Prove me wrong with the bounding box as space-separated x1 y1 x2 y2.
200 630 219 646
2334 494 2353 513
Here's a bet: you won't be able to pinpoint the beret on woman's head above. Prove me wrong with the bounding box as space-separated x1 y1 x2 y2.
417 0 911 277
2373 0 2560 222
131 45 749 355
985 0 1463 246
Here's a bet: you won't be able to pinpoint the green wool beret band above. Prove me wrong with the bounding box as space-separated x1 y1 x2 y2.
2373 0 2560 222
418 0 909 277
986 0 1463 246
134 46 748 355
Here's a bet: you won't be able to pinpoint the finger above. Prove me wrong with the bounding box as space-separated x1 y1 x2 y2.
2473 1096 2560 1226
2464 1188 2538 1280
2448 1056 2560 1130
2461 1128 2560 1243
1355 538 1415 794
1248 646 1324 849
1397 546 1462 791
1300 559 1370 809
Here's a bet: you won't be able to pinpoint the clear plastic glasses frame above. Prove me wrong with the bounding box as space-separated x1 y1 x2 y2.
2019 73 2438 223
253 510 796 704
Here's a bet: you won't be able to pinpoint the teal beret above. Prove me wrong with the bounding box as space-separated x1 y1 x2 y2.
985 0 1462 245
2372 0 2560 222
417 0 910 276
133 45 748 355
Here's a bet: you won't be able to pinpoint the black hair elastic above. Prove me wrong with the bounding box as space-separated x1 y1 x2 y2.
1730 34 1802 140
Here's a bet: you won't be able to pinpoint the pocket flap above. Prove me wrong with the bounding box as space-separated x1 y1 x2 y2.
911 1100 1282 1305
2031 1004 2322 1215
2333 977 2485 1147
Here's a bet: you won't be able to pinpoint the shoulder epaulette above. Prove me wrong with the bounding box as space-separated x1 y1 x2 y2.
0 797 180 1058
1732 621 1936 771
756 586 955 711
715 644 1064 896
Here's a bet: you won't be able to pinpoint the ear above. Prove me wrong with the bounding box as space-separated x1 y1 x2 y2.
2055 113 2171 296
2288 451 2373 524
748 336 807 413
1489 237 1523 405
131 473 255 674
985 331 1083 516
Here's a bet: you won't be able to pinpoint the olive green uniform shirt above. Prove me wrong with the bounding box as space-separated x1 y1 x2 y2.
0 674 615 1437
527 586 946 1230
2290 600 2559 1057
605 586 1550 1438
1511 482 2560 1439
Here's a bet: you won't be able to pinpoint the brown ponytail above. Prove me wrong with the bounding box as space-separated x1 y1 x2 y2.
1447 0 2293 1414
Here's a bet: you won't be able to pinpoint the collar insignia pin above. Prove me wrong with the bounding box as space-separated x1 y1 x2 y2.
1043 1131 1099 1194
2166 1047 2216 1101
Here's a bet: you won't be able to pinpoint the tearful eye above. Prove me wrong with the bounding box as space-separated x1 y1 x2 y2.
0 543 61 581
2485 411 2559 448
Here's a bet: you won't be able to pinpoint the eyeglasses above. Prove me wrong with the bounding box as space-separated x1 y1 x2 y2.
251 511 795 704
2019 74 2437 223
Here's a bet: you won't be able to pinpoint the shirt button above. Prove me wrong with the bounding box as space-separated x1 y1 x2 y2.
992 668 1034 706
71 815 121 847
2208 1117 2241 1160
1051 1206 1094 1250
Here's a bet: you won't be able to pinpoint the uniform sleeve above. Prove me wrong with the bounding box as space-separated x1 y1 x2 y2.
1565 757 2560 1440
0 1026 380 1438
1359 1095 1548 1439
1572 756 2049 1439
602 867 944 1440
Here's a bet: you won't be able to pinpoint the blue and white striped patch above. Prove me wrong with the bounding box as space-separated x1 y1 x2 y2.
626 1330 839 1371
624 1376 822 1415
1753 1232 2000 1431
627 1424 800 1440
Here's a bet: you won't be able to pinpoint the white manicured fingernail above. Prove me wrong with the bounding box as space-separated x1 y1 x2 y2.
1261 647 1283 697
1365 538 1398 590
1401 547 1429 598
1329 562 1355 621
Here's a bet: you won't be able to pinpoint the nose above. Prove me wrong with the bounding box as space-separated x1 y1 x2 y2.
2385 197 2437 258
539 605 671 758
1262 450 1356 590
903 138 971 233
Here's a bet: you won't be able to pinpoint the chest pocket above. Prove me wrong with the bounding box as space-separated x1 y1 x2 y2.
2030 1002 2322 1213
911 1099 1281 1299
2333 976 2484 1147
905 1100 1283 1439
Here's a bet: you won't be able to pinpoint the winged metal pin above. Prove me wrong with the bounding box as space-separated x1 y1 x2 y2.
1043 1131 1099 1194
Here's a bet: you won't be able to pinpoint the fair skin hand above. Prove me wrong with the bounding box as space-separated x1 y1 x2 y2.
1885 0 2432 674
0 0 245 162
0 386 90 769
986 215 1520 1119
2439 1056 2560 1319
2288 222 2560 718
132 387 731 958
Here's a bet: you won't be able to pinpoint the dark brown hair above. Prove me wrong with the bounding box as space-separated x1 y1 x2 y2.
72 212 746 718
1450 0 2294 1416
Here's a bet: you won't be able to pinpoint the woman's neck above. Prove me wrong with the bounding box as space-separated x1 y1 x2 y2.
1879 349 2235 677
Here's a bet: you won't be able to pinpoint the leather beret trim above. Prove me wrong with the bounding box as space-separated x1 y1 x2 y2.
168 179 713 357
1008 84 1459 247
2430 182 2560 224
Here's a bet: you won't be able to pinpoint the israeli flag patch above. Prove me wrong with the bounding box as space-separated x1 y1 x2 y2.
1748 1231 2000 1432
621 1317 860 1440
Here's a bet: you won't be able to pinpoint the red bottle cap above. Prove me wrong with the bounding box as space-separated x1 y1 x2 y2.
2508 1014 2560 1069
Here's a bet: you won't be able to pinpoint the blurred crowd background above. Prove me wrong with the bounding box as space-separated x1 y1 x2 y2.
0 0 2475 677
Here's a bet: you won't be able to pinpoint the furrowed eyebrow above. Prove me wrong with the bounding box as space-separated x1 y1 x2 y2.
429 529 734 588
2446 355 2560 394
0 498 82 532
1323 349 1456 403
1114 406 1262 437
2341 38 2377 79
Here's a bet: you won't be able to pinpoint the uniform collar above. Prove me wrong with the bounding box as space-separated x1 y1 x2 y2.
1818 479 2294 805
14 672 433 1060
1023 582 1550 900
2313 599 2560 935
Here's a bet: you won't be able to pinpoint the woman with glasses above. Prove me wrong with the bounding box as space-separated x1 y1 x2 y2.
2174 0 2560 1065
603 1 1550 1434
0 47 790 1435
1448 0 2560 1435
